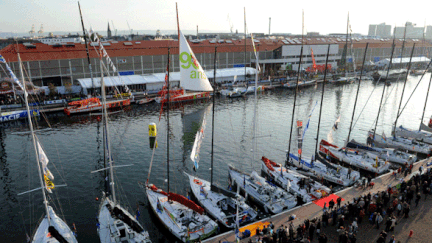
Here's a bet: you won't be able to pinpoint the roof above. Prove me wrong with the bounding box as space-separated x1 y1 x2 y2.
376 57 431 65
76 67 257 89
0 39 282 63
2 37 431 63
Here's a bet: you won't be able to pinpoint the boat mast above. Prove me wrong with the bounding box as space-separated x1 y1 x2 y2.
286 10 304 166
167 47 170 194
373 27 396 139
313 45 331 160
393 44 416 136
244 7 247 89
78 2 95 96
100 55 116 204
211 46 216 186
18 53 51 224
344 12 349 76
346 43 369 144
420 61 432 131
252 45 259 162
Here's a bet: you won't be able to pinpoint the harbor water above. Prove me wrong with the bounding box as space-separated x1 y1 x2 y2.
1 74 431 242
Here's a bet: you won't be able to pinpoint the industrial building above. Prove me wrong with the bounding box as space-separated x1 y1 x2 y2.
1 35 432 95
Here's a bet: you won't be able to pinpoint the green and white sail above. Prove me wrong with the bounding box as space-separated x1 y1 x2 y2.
179 31 213 92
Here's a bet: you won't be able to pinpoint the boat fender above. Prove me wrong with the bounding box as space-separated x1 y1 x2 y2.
149 123 158 149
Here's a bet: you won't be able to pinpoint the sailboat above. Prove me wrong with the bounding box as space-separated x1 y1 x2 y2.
11 54 78 242
65 4 131 116
144 11 218 241
154 30 212 104
95 48 151 243
185 48 257 228
261 156 331 202
285 44 361 186
228 33 297 214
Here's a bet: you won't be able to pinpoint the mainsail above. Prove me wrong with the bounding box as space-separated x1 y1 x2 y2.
190 104 212 171
179 31 213 92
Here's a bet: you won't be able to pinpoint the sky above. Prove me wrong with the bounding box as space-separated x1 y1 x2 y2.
1 0 431 36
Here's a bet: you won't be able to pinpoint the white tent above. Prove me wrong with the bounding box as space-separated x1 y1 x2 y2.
76 67 257 91
375 57 430 67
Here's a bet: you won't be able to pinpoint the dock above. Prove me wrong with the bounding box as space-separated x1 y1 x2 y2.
204 158 432 242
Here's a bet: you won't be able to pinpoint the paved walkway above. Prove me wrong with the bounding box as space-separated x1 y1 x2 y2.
204 158 432 243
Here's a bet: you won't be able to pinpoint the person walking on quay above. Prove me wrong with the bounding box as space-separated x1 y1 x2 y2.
376 234 386 243
337 196 342 209
358 209 365 224
396 202 402 216
385 218 392 232
309 222 316 241
415 193 421 207
390 216 397 232
376 213 383 229
403 204 410 218
322 211 329 227
318 233 328 243
289 222 294 240
388 235 396 243
329 199 335 211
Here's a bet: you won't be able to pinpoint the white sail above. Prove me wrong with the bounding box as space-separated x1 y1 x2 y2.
190 104 212 170
179 31 213 92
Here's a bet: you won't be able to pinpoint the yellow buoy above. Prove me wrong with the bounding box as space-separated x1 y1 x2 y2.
149 122 158 148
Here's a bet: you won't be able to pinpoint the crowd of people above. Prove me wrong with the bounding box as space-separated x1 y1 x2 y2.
242 163 432 243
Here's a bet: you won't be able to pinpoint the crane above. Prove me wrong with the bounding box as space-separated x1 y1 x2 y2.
127 20 133 36
111 20 117 36
227 14 233 34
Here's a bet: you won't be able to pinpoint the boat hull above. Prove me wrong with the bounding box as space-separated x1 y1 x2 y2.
64 99 131 115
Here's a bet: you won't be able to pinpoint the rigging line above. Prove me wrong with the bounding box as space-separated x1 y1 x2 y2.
369 76 400 131
396 60 432 120
351 76 383 129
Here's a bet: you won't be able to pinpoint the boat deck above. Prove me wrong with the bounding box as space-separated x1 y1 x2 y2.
204 158 432 242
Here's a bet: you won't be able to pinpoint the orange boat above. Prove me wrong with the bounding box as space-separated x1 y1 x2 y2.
64 97 130 115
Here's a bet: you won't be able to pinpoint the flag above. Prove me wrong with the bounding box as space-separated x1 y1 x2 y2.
382 132 387 142
302 101 318 140
0 55 5 63
44 174 55 193
297 120 303 156
250 34 261 72
332 116 341 131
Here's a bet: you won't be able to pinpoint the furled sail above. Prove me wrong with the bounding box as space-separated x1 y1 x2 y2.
190 104 212 171
179 31 213 92
36 136 55 193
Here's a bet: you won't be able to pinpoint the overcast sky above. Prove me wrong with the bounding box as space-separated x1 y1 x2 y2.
1 0 431 35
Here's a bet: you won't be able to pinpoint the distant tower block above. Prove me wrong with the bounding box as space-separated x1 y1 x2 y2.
29 24 35 36
38 24 44 36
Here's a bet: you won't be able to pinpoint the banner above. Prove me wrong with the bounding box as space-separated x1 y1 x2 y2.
297 120 303 156
0 54 26 95
87 28 132 98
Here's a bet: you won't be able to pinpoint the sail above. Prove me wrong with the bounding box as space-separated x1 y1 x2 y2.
36 137 54 181
179 31 213 92
302 101 318 140
190 104 212 170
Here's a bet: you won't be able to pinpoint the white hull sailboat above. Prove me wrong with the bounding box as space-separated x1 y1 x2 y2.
347 139 416 165
261 156 331 202
371 132 432 156
8 53 78 243
288 153 360 187
228 166 297 214
320 140 391 174
185 173 257 228
146 185 217 242
394 125 432 144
